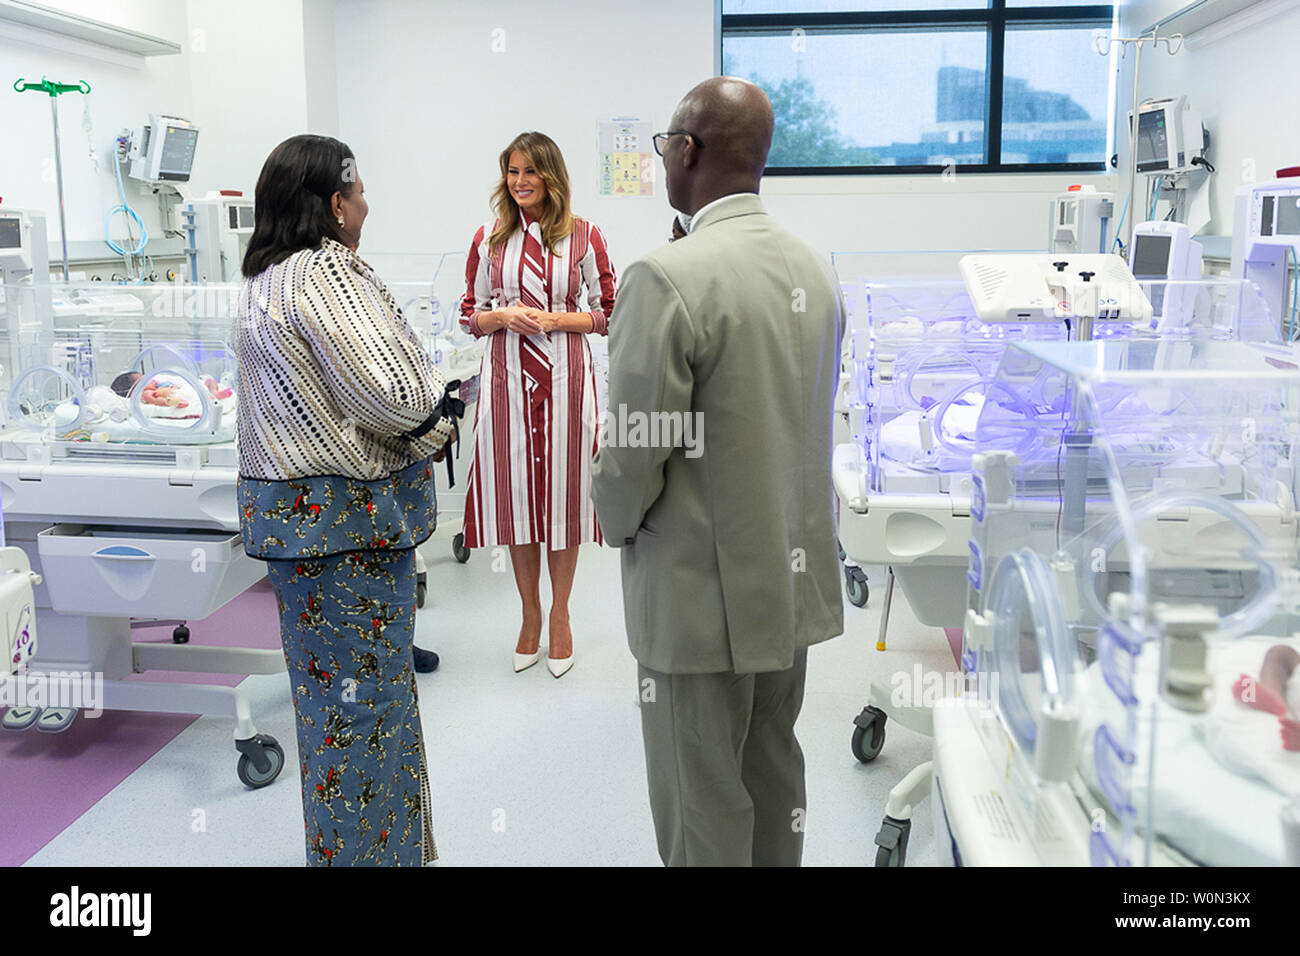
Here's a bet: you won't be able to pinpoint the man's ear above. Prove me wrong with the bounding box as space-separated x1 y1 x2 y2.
682 139 701 170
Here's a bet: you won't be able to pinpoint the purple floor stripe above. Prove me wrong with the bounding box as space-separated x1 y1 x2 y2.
0 578 282 865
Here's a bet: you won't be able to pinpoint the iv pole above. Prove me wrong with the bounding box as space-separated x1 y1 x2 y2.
13 77 92 281
1094 30 1183 256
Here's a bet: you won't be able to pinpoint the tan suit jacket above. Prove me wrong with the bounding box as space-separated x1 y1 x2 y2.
591 194 845 673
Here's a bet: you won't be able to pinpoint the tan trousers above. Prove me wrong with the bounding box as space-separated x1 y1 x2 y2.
636 650 808 866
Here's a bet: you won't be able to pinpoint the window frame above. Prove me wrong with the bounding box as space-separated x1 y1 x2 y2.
719 1 1116 176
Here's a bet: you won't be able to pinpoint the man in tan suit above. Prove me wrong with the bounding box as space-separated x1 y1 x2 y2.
590 77 845 866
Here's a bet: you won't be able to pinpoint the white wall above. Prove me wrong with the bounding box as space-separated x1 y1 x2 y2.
331 0 713 276
184 0 316 198
1117 0 1300 237
0 0 323 272
0 0 192 247
302 0 340 139
331 0 1112 279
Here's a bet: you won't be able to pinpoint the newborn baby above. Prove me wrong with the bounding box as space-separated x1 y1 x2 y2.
109 370 231 408
1233 646 1300 751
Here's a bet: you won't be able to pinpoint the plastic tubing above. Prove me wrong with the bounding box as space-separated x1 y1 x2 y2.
1082 489 1280 639
899 349 983 411
105 156 148 259
930 376 1041 459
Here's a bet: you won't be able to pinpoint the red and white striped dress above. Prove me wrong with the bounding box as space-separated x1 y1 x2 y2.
458 214 616 549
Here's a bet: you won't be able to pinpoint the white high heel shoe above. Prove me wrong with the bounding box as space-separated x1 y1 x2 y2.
514 650 540 673
547 653 574 679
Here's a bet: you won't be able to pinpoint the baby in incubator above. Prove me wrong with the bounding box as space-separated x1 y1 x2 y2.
1233 647 1300 751
109 371 232 413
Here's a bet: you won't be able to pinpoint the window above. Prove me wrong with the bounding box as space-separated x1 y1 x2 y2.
720 1 1115 174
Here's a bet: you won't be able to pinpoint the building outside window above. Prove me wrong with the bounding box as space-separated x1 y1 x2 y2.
720 1 1117 173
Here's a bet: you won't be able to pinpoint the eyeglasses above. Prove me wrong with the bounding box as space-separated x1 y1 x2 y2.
652 131 703 157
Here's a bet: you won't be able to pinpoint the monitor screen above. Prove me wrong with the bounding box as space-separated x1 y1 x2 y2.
157 125 199 180
0 217 21 251
1136 109 1170 172
1278 195 1300 239
1132 234 1172 279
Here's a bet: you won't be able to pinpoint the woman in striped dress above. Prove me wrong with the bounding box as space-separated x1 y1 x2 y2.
458 131 617 679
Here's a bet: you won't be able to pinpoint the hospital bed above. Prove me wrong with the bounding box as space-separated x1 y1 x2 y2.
0 279 286 788
924 336 1300 867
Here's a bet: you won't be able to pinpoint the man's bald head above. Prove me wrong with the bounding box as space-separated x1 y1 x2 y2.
663 77 774 216
673 77 774 176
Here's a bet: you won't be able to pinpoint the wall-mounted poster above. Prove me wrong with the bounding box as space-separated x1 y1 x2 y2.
598 118 654 198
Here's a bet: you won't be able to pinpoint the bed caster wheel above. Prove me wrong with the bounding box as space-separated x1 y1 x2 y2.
236 733 285 789
874 815 911 867
452 533 470 564
416 572 427 609
172 624 190 644
845 566 868 608
851 705 886 763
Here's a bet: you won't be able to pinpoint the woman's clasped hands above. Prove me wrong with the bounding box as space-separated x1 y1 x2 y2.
497 300 557 335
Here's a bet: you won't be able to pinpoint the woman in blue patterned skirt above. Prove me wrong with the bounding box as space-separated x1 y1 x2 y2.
236 135 461 865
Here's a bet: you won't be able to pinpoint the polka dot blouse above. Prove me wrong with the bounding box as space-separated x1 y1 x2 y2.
236 238 456 481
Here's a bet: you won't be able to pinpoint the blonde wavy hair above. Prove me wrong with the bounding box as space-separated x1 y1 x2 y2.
488 131 573 256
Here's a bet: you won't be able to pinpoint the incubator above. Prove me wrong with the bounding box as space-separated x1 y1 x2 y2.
0 279 286 787
833 266 1280 770
932 337 1300 866
388 254 486 570
390 253 484 386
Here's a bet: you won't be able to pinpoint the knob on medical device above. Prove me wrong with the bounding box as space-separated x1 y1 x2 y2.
964 608 993 652
1035 698 1081 783
1154 603 1217 713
